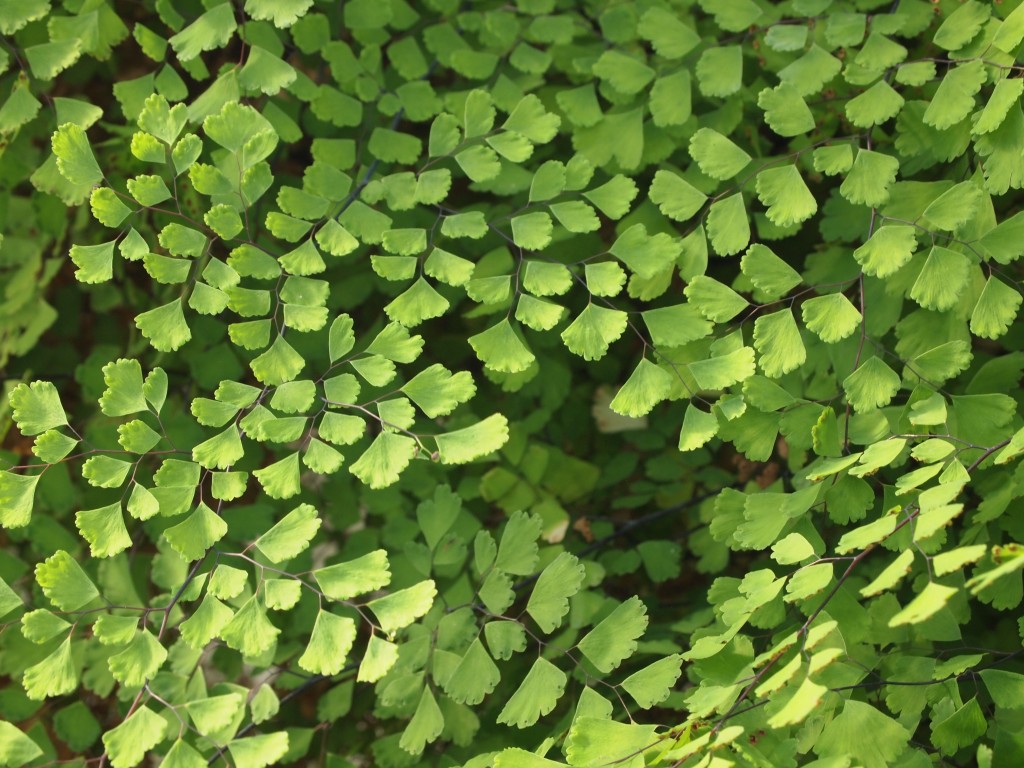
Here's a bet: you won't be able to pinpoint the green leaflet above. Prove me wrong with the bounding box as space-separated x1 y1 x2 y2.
349 432 417 489
924 60 986 131
118 420 160 453
504 95 560 144
239 46 296 95
560 305 628 361
921 181 983 232
99 359 148 416
853 225 917 277
435 414 509 464
678 404 719 451
0 577 23 620
135 299 191 352
403 365 475 418
374 402 418 437
164 503 227 561
909 246 970 311
35 550 99 610
245 0 313 27
637 7 700 58
89 191 129 228
9 381 67 435
846 80 904 129
814 700 910 767
493 512 541 576
994 0 1024 52
0 721 43 766
253 504 321 562
443 638 501 705
610 225 680 280
706 193 750 256
253 453 301 499
844 357 902 412
33 430 78 464
314 550 391 601
527 552 585 633
971 277 1022 340
609 359 673 418
840 149 900 207
813 145 853 176
0 0 49 34
889 582 958 627
577 596 648 673
358 635 400 684
755 166 817 228
250 685 281 724
368 580 436 635
690 346 756 391
741 244 801 298
185 693 244 737
400 687 444 755
649 170 706 222
586 262 627 298
415 485 462 552
208 565 247 599
251 336 305 386
566 718 658 768
298 611 357 675
507 292 556 331
23 637 77 700
108 629 167 687
470 319 536 373
101 706 167 768
551 201 601 233
689 128 750 180
127 174 170 206
802 294 861 343
523 261 572 297
759 83 815 136
220 596 280 657
493 750 565 768
696 45 743 97
169 4 236 62
973 80 1023 138
621 654 683 708
582 175 638 220
511 212 553 251
479 569 515 614
386 279 450 326
592 50 654 95
767 676 828 728
366 322 424 363
484 622 527 663
52 123 102 186
905 341 973 385
76 502 132 557
192 425 244 470
753 309 806 378
179 596 233 650
81 455 132 488
979 669 1024 710
25 39 82 82
933 1 989 50
496 657 567 729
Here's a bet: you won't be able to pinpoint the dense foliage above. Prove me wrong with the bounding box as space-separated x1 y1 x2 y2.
3 0 1024 766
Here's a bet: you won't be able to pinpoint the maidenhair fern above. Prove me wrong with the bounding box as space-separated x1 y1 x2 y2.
3 1 1024 767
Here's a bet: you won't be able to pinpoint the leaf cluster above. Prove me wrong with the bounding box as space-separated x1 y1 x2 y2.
3 1 1024 767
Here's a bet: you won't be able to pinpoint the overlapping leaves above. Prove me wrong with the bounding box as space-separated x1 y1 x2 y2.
4 1 1024 768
